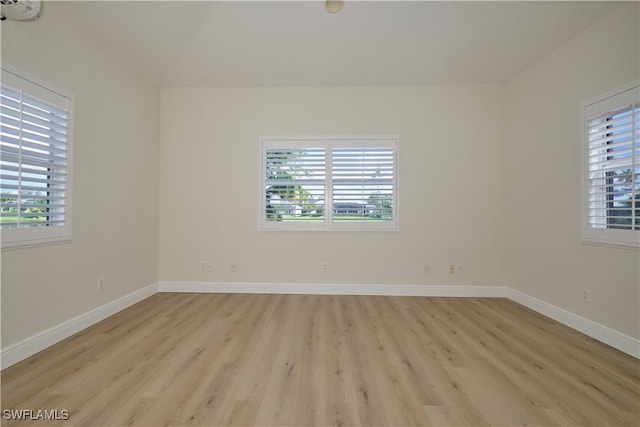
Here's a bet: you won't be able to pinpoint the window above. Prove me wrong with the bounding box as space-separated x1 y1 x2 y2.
1 67 73 248
261 136 398 231
583 82 639 249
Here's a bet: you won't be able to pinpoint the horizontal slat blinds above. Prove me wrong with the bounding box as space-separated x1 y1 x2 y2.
1 70 72 235
332 147 394 222
586 89 639 233
264 148 326 223
261 137 398 231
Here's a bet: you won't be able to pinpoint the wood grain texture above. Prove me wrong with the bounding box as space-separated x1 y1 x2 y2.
2 293 638 426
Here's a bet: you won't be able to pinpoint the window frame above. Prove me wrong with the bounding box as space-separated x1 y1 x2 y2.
1 66 74 249
582 81 639 250
260 136 399 232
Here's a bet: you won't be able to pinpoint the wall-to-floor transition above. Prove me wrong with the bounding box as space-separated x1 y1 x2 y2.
157 2 638 350
1 3 638 368
504 2 639 341
1 3 160 351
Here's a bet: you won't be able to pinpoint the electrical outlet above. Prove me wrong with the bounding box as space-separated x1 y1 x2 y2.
448 264 456 274
424 264 431 274
582 288 591 303
230 262 237 272
97 278 104 292
200 261 213 271
322 262 329 273
456 264 464 274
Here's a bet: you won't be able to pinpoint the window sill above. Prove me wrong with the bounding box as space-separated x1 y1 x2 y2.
581 238 640 251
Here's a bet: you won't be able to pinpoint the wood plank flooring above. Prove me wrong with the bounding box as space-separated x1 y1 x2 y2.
2 293 639 426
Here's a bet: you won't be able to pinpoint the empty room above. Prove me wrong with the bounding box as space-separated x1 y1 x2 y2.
1 1 639 426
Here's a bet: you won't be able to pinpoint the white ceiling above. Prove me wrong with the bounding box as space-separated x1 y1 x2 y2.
56 1 620 87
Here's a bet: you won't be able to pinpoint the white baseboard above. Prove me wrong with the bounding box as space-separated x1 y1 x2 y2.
3 281 637 368
158 281 508 297
507 288 640 359
1 282 159 369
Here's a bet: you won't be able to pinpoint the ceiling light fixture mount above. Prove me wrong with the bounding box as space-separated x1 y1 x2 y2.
324 0 344 14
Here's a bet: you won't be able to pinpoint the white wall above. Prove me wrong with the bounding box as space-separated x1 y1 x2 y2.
1 3 160 346
159 85 507 288
504 3 639 339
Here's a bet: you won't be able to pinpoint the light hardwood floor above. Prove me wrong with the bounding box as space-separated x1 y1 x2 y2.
2 293 639 426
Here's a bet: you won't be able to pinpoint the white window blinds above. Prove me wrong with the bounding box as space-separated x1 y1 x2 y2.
332 146 394 222
1 68 73 247
265 147 326 223
584 83 639 248
261 137 398 231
